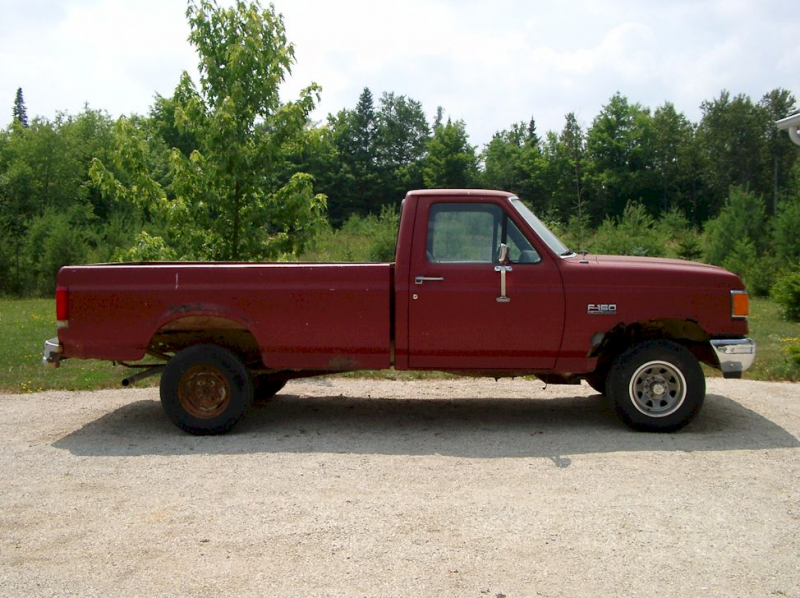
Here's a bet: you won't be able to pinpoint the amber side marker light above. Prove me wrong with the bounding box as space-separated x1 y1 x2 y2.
731 290 749 319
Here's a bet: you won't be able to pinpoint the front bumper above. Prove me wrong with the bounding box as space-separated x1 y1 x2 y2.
42 337 63 368
711 338 756 378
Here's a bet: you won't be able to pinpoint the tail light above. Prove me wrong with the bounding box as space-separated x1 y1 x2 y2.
731 290 749 319
56 286 69 327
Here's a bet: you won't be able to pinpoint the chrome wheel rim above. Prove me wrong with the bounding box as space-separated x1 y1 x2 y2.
629 360 686 418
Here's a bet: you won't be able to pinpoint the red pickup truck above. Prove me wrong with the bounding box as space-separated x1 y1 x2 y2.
43 189 755 435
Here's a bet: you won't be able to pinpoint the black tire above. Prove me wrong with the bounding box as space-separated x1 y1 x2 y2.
160 344 254 435
607 340 705 432
253 376 286 402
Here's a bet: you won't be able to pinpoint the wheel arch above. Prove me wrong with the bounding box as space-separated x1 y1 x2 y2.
148 314 263 368
591 318 715 373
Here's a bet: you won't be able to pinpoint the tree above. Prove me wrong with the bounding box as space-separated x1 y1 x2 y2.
651 102 695 214
423 116 478 189
697 91 769 218
12 88 28 128
703 186 774 294
91 0 326 261
324 87 381 222
481 119 544 205
539 112 587 221
585 93 657 221
759 88 798 216
374 92 430 202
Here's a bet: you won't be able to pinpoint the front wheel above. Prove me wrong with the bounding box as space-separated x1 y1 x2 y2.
160 344 254 435
607 340 705 432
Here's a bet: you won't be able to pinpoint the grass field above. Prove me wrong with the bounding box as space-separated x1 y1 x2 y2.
1 296 798 394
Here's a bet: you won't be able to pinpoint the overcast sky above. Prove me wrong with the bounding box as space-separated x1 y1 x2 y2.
1 0 798 147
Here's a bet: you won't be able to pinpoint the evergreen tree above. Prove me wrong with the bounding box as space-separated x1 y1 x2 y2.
374 92 430 203
12 88 29 128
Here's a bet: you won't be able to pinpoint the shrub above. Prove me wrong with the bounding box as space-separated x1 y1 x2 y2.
704 186 767 266
300 205 399 262
25 209 91 295
719 238 779 297
590 201 668 256
771 270 800 322
773 194 800 260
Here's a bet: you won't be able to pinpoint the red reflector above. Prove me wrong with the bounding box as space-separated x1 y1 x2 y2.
56 286 69 321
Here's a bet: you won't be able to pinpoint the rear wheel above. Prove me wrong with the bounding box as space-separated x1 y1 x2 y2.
607 340 705 432
160 344 253 435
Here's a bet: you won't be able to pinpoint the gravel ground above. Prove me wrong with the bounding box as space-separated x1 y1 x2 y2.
1 377 799 598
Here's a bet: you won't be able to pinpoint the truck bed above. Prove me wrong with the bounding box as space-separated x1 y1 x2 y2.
58 262 393 371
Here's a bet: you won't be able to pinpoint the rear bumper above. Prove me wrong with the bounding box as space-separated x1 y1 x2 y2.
711 338 755 379
42 337 63 368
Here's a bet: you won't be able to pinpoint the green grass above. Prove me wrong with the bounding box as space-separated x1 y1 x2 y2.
1 296 798 394
746 297 800 381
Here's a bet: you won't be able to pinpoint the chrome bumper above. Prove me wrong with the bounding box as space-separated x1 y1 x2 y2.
711 338 755 379
42 337 63 368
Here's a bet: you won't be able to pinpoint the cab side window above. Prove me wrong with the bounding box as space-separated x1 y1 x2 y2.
427 204 501 263
426 203 540 264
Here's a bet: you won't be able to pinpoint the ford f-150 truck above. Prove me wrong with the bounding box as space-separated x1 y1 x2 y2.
43 189 755 435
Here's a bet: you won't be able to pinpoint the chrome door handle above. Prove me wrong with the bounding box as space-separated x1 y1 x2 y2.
415 276 445 285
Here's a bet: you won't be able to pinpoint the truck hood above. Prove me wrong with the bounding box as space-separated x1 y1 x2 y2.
565 254 744 290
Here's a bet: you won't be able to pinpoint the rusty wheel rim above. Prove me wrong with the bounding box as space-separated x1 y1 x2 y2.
178 365 231 419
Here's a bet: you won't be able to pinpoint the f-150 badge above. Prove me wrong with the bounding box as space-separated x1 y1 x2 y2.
588 303 617 315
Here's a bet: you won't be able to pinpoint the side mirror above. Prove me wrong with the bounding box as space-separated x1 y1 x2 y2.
498 243 509 265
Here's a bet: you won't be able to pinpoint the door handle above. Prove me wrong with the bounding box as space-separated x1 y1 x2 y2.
495 265 512 302
415 276 445 285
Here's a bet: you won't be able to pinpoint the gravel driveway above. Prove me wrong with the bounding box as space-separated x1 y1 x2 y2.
1 378 799 597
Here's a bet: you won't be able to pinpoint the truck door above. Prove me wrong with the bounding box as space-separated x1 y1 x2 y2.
407 197 565 370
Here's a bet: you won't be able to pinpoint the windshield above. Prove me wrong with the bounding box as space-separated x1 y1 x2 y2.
509 198 574 257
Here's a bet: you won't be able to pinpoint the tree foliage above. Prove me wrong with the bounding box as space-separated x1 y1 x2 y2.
91 0 326 261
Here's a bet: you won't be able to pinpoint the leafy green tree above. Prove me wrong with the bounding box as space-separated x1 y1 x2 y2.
25 207 91 295
12 88 28 128
697 91 770 219
0 110 111 292
585 93 657 221
91 0 326 261
482 119 544 206
423 116 478 188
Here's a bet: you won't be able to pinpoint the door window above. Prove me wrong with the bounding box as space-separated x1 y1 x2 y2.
426 203 540 264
